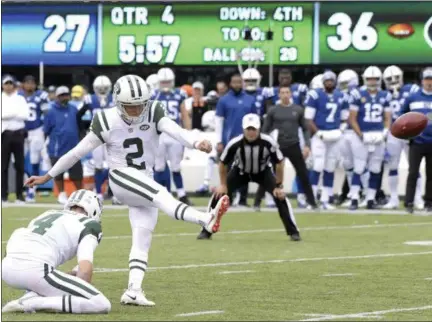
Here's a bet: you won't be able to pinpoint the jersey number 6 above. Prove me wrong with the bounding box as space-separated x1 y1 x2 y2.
123 138 146 170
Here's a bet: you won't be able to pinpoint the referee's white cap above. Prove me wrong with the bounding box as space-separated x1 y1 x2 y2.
242 113 261 130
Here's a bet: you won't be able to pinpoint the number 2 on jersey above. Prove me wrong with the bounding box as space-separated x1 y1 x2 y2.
123 138 146 170
31 213 63 235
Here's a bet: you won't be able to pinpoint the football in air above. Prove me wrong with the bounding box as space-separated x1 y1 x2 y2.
391 112 428 139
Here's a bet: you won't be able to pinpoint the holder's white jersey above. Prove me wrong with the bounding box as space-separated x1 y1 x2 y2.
90 100 166 171
6 210 102 268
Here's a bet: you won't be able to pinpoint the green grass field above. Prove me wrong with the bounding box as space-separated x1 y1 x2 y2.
2 199 432 321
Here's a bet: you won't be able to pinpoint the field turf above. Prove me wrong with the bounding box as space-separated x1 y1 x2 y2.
1 198 432 321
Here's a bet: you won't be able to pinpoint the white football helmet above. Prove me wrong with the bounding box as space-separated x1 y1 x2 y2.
362 66 382 91
64 189 103 222
309 74 323 89
242 68 261 91
113 75 151 124
93 75 112 96
157 68 175 92
201 110 216 132
146 74 159 91
383 65 403 92
337 69 359 92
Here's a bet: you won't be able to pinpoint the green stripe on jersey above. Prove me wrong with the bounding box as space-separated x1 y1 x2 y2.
100 110 110 131
112 169 159 194
90 113 105 143
109 173 153 202
78 220 103 244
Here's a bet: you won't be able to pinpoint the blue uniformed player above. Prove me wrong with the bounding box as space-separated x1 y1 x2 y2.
152 67 192 205
267 69 308 106
400 67 432 213
19 75 50 202
82 75 114 201
382 65 423 210
348 66 392 210
304 71 349 209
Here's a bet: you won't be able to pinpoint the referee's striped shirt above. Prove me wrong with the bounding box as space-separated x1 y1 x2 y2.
220 133 284 174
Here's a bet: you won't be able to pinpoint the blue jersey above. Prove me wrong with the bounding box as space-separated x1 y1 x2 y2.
350 88 392 132
18 89 49 130
389 84 420 121
151 89 187 124
83 94 114 115
246 87 273 117
401 89 432 144
304 88 349 130
268 83 308 105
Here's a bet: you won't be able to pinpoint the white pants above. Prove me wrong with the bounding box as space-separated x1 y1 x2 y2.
311 135 340 173
339 130 355 170
154 133 184 172
386 132 408 170
350 133 385 174
25 127 45 164
92 145 107 169
2 256 110 311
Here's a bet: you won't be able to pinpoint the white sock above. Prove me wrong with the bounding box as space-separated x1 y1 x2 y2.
154 192 211 226
128 227 152 289
204 158 215 185
297 193 306 203
388 174 399 202
350 185 360 200
367 188 377 201
312 185 318 198
176 188 186 198
320 187 329 203
24 294 110 314
327 187 334 200
346 171 353 188
361 172 370 191
265 192 275 206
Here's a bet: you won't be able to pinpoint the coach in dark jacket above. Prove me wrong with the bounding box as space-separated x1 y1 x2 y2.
259 86 317 208
44 86 83 203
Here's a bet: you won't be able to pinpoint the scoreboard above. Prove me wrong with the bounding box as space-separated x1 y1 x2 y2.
2 2 431 66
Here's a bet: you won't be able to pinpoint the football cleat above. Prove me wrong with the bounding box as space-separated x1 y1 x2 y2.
120 288 155 306
367 200 380 210
197 228 212 240
290 233 302 241
383 200 399 209
320 202 335 210
204 195 229 233
349 199 359 211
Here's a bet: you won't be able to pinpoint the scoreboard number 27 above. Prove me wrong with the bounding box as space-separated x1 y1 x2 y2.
327 12 378 51
43 14 91 53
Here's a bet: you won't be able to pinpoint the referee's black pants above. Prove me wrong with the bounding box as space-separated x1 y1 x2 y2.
282 143 317 207
227 166 299 235
1 129 26 201
405 143 432 207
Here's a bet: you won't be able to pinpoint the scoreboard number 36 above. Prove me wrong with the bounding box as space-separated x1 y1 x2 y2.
327 12 378 51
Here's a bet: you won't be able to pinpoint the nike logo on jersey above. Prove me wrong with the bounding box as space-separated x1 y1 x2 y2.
127 294 137 300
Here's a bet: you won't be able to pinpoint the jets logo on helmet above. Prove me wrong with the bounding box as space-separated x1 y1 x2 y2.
114 75 151 125
64 189 103 222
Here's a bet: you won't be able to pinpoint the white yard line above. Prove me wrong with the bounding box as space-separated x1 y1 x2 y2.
322 273 356 277
298 305 432 321
218 270 254 275
175 310 224 317
425 278 432 281
94 251 432 273
404 241 432 246
3 222 432 244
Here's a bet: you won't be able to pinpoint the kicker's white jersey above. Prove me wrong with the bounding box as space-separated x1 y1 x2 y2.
6 210 102 268
89 100 165 171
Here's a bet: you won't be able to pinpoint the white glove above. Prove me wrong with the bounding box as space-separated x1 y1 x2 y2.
340 123 348 132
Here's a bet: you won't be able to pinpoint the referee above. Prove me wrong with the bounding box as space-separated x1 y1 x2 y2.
197 113 300 241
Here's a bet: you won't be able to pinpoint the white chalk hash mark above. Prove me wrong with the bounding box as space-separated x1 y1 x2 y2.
322 273 356 277
404 241 432 246
175 310 224 317
218 270 254 275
